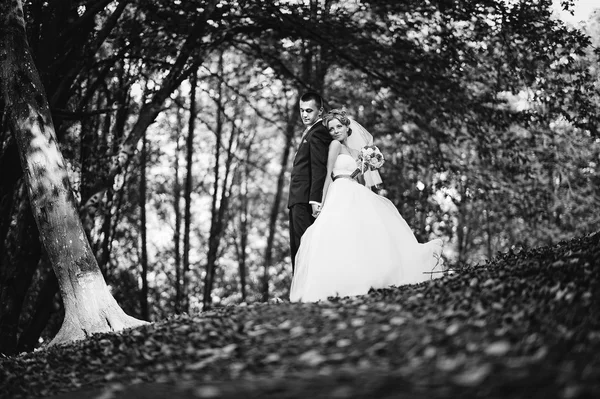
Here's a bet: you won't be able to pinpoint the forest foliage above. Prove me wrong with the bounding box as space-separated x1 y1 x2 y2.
0 0 598 354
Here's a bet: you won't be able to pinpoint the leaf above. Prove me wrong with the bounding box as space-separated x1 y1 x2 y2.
389 316 406 326
445 323 460 336
298 350 326 367
277 320 293 329
452 363 492 387
186 344 237 371
484 341 511 356
350 318 366 327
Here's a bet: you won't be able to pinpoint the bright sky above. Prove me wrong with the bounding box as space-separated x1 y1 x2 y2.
553 0 599 24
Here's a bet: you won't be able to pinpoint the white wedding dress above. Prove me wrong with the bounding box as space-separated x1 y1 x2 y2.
289 153 444 302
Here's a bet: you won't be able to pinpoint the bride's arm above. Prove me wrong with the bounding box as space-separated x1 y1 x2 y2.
356 171 366 186
321 141 341 206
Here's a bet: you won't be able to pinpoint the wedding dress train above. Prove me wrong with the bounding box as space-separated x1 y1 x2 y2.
290 153 443 302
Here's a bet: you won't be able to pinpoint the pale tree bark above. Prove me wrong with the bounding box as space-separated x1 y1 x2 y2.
0 0 147 346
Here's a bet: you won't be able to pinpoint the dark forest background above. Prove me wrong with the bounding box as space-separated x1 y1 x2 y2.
1 0 598 354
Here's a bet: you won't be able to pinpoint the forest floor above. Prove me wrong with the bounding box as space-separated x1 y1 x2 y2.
1 232 599 399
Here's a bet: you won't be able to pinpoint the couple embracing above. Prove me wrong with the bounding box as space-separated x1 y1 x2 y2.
287 92 444 302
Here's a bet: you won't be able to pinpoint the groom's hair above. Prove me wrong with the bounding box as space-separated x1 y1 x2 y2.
300 91 324 110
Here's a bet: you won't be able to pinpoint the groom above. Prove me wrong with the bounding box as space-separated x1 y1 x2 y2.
288 92 332 272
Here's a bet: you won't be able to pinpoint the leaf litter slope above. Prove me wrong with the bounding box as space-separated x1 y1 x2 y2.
1 232 599 399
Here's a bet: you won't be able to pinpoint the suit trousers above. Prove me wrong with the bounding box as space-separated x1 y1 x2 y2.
289 203 315 273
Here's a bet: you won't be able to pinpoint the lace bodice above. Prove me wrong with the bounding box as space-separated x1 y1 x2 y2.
332 153 357 177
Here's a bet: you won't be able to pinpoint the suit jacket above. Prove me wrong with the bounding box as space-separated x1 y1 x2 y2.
288 121 332 208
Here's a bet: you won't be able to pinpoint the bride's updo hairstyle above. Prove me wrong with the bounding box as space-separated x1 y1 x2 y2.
322 109 352 136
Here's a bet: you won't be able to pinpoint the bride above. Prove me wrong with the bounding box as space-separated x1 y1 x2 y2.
289 109 444 302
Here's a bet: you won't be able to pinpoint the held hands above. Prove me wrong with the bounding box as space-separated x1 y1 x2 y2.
311 203 322 218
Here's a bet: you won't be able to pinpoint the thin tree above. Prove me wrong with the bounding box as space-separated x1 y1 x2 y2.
203 69 242 308
234 122 258 303
0 183 40 355
261 102 299 301
182 70 198 313
0 0 147 346
139 130 149 320
173 105 183 313
203 55 224 309
15 261 57 353
236 147 251 302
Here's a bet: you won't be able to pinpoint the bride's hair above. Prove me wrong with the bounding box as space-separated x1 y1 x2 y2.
322 109 352 136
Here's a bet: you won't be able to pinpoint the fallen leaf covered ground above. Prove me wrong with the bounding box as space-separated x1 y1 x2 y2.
1 231 599 399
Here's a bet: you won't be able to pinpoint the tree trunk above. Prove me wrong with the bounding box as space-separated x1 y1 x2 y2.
98 188 114 276
456 185 471 265
203 117 238 309
203 57 224 309
173 106 183 314
237 153 251 303
16 261 59 353
0 137 21 251
98 75 130 276
139 131 149 321
0 183 41 355
0 0 147 346
485 209 493 260
204 55 243 309
79 90 102 239
0 122 36 356
261 103 299 302
182 70 198 314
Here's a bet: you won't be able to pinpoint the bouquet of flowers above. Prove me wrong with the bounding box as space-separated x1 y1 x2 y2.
351 145 384 187
357 145 384 172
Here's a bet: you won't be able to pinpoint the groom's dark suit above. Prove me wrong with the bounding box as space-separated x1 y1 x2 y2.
288 120 332 272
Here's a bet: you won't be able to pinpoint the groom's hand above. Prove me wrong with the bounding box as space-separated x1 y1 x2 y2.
311 203 321 218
